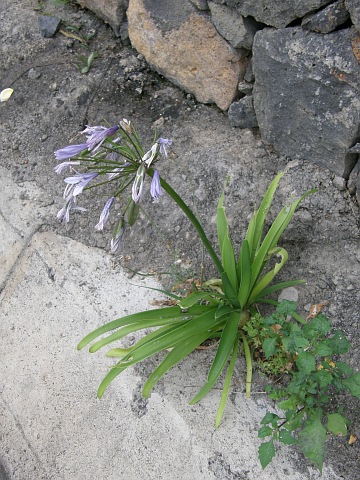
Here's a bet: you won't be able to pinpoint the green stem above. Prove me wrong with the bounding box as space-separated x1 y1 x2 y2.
147 169 224 275
241 333 252 398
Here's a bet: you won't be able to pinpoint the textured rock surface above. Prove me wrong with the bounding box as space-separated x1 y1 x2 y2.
209 1 259 49
228 95 258 128
346 0 360 30
38 15 61 38
229 0 333 28
252 27 360 177
301 0 350 34
191 0 209 10
77 0 128 35
127 0 245 110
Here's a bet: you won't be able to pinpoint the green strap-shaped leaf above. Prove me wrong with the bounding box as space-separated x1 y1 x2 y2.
77 305 183 350
251 172 284 258
268 189 316 252
78 304 207 350
97 308 220 398
118 308 221 369
207 311 241 384
244 214 256 262
98 364 128 398
237 239 251 308
215 334 239 428
189 374 218 405
251 279 305 302
105 347 132 358
142 326 220 398
217 190 238 291
221 272 240 308
89 317 186 353
215 304 234 319
247 247 288 306
179 291 222 309
221 234 238 292
250 188 316 290
217 190 227 253
250 205 290 289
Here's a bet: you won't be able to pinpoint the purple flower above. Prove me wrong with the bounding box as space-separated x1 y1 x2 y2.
142 143 159 167
64 172 99 196
95 197 115 231
157 138 172 158
54 143 88 161
131 164 146 203
82 125 119 152
110 218 125 255
54 161 80 175
150 170 162 200
57 197 86 223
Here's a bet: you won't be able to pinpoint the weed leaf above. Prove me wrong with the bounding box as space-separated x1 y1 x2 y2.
298 416 326 473
258 425 273 438
343 373 360 399
296 351 316 375
262 337 278 358
258 440 276 469
326 413 347 436
279 429 298 445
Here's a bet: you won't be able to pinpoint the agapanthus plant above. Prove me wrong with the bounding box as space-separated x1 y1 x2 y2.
54 121 315 427
54 119 172 252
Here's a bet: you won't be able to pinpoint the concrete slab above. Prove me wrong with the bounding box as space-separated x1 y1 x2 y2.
0 232 341 479
0 165 51 289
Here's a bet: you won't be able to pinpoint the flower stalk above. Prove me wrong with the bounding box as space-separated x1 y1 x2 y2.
146 169 224 276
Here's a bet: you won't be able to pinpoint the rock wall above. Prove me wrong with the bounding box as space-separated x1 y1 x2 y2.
78 0 360 180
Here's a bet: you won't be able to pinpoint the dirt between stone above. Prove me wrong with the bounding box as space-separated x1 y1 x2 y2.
1 1 359 478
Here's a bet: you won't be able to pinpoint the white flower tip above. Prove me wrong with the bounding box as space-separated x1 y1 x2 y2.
0 88 14 102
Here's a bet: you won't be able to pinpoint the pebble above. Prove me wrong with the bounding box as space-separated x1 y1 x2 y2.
38 15 61 38
152 117 164 128
278 287 299 303
28 68 41 80
332 176 346 191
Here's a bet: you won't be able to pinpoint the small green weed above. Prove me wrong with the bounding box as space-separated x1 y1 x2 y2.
253 301 360 472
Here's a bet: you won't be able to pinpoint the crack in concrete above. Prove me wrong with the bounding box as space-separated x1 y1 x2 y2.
0 208 24 239
0 225 44 299
0 395 47 478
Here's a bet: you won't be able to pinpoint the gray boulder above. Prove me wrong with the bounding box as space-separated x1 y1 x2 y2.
209 1 260 49
252 27 360 177
190 0 209 10
302 0 350 34
77 0 128 36
127 0 247 110
346 0 360 31
228 95 258 128
227 0 333 28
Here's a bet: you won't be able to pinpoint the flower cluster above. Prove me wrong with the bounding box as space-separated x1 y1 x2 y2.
54 119 172 253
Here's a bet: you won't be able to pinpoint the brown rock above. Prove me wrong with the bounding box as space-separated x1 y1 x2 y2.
127 0 244 110
77 0 128 36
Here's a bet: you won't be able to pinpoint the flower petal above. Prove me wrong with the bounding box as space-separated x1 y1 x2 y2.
0 88 14 102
